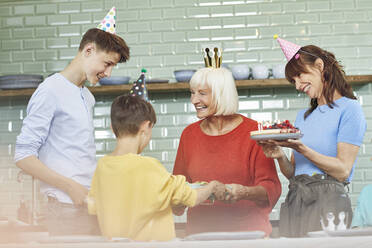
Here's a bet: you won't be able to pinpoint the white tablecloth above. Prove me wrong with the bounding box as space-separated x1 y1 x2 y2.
2 236 372 248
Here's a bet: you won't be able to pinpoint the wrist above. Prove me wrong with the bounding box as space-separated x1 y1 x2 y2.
62 178 76 194
242 186 250 199
298 144 309 156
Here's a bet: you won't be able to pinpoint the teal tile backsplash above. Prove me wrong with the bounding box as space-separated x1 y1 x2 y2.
0 0 372 221
36 4 58 15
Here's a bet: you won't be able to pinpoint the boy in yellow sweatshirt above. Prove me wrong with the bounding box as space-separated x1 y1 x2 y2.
88 95 224 241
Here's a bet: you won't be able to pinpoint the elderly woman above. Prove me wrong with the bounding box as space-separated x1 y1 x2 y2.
258 43 367 237
172 67 281 236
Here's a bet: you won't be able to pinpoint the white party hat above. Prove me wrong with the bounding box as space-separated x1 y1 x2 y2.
97 7 116 34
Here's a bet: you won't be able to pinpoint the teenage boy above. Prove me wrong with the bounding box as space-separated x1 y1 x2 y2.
88 95 224 241
14 8 130 235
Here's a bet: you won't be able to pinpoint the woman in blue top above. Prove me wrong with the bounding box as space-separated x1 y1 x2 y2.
259 44 366 237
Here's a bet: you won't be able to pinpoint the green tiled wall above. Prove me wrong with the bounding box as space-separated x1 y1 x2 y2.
2 0 372 78
0 0 372 221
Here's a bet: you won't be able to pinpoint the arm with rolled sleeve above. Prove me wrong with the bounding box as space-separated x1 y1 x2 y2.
15 85 88 206
15 85 56 162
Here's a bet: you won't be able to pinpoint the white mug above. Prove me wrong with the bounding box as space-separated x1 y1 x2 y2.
230 64 250 80
252 65 269 79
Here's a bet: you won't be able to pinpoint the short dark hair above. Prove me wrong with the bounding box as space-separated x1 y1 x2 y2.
79 28 130 63
111 95 156 138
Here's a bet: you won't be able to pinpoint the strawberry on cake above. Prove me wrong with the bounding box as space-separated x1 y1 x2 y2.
250 120 302 140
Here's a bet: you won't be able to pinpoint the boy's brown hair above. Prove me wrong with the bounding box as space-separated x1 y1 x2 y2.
111 95 156 138
79 28 130 63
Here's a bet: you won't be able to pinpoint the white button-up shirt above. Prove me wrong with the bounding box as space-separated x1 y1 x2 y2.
15 73 96 203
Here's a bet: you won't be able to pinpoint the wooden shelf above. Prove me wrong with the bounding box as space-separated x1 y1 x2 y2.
1 75 371 98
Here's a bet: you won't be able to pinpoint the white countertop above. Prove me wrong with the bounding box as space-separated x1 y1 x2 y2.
2 236 372 248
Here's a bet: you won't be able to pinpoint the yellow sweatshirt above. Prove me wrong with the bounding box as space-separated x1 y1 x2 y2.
88 153 197 241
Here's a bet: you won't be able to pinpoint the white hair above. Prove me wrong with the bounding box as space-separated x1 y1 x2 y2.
189 67 238 116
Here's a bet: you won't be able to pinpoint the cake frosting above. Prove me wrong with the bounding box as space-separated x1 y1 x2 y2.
250 120 300 136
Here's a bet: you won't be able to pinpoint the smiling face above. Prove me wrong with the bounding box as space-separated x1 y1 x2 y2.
292 64 324 99
190 85 216 119
288 57 325 102
83 44 120 85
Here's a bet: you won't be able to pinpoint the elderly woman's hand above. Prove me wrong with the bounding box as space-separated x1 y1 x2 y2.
225 184 246 203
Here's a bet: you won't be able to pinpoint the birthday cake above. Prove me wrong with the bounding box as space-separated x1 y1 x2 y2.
250 120 302 140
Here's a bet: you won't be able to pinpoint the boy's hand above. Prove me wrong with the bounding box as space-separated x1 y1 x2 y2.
172 204 187 216
66 179 89 207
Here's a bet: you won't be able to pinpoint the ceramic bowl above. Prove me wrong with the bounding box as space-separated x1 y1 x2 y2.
272 64 286 79
230 64 250 80
252 65 269 79
174 70 196 82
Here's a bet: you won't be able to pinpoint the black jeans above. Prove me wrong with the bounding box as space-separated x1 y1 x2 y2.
43 197 101 236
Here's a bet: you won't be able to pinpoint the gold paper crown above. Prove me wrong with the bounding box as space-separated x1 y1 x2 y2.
203 47 222 68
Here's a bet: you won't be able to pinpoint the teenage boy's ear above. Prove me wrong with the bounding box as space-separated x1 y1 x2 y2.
82 43 96 57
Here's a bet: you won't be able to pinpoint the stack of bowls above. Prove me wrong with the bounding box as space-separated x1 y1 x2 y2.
0 74 43 89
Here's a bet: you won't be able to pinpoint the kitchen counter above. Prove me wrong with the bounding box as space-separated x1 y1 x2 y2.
2 236 372 248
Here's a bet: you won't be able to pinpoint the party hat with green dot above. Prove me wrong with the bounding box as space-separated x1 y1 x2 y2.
130 69 148 101
97 7 116 34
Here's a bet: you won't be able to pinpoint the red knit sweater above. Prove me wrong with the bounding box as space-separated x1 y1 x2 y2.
173 115 281 235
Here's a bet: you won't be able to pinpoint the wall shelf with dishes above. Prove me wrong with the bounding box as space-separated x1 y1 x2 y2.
0 75 371 98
